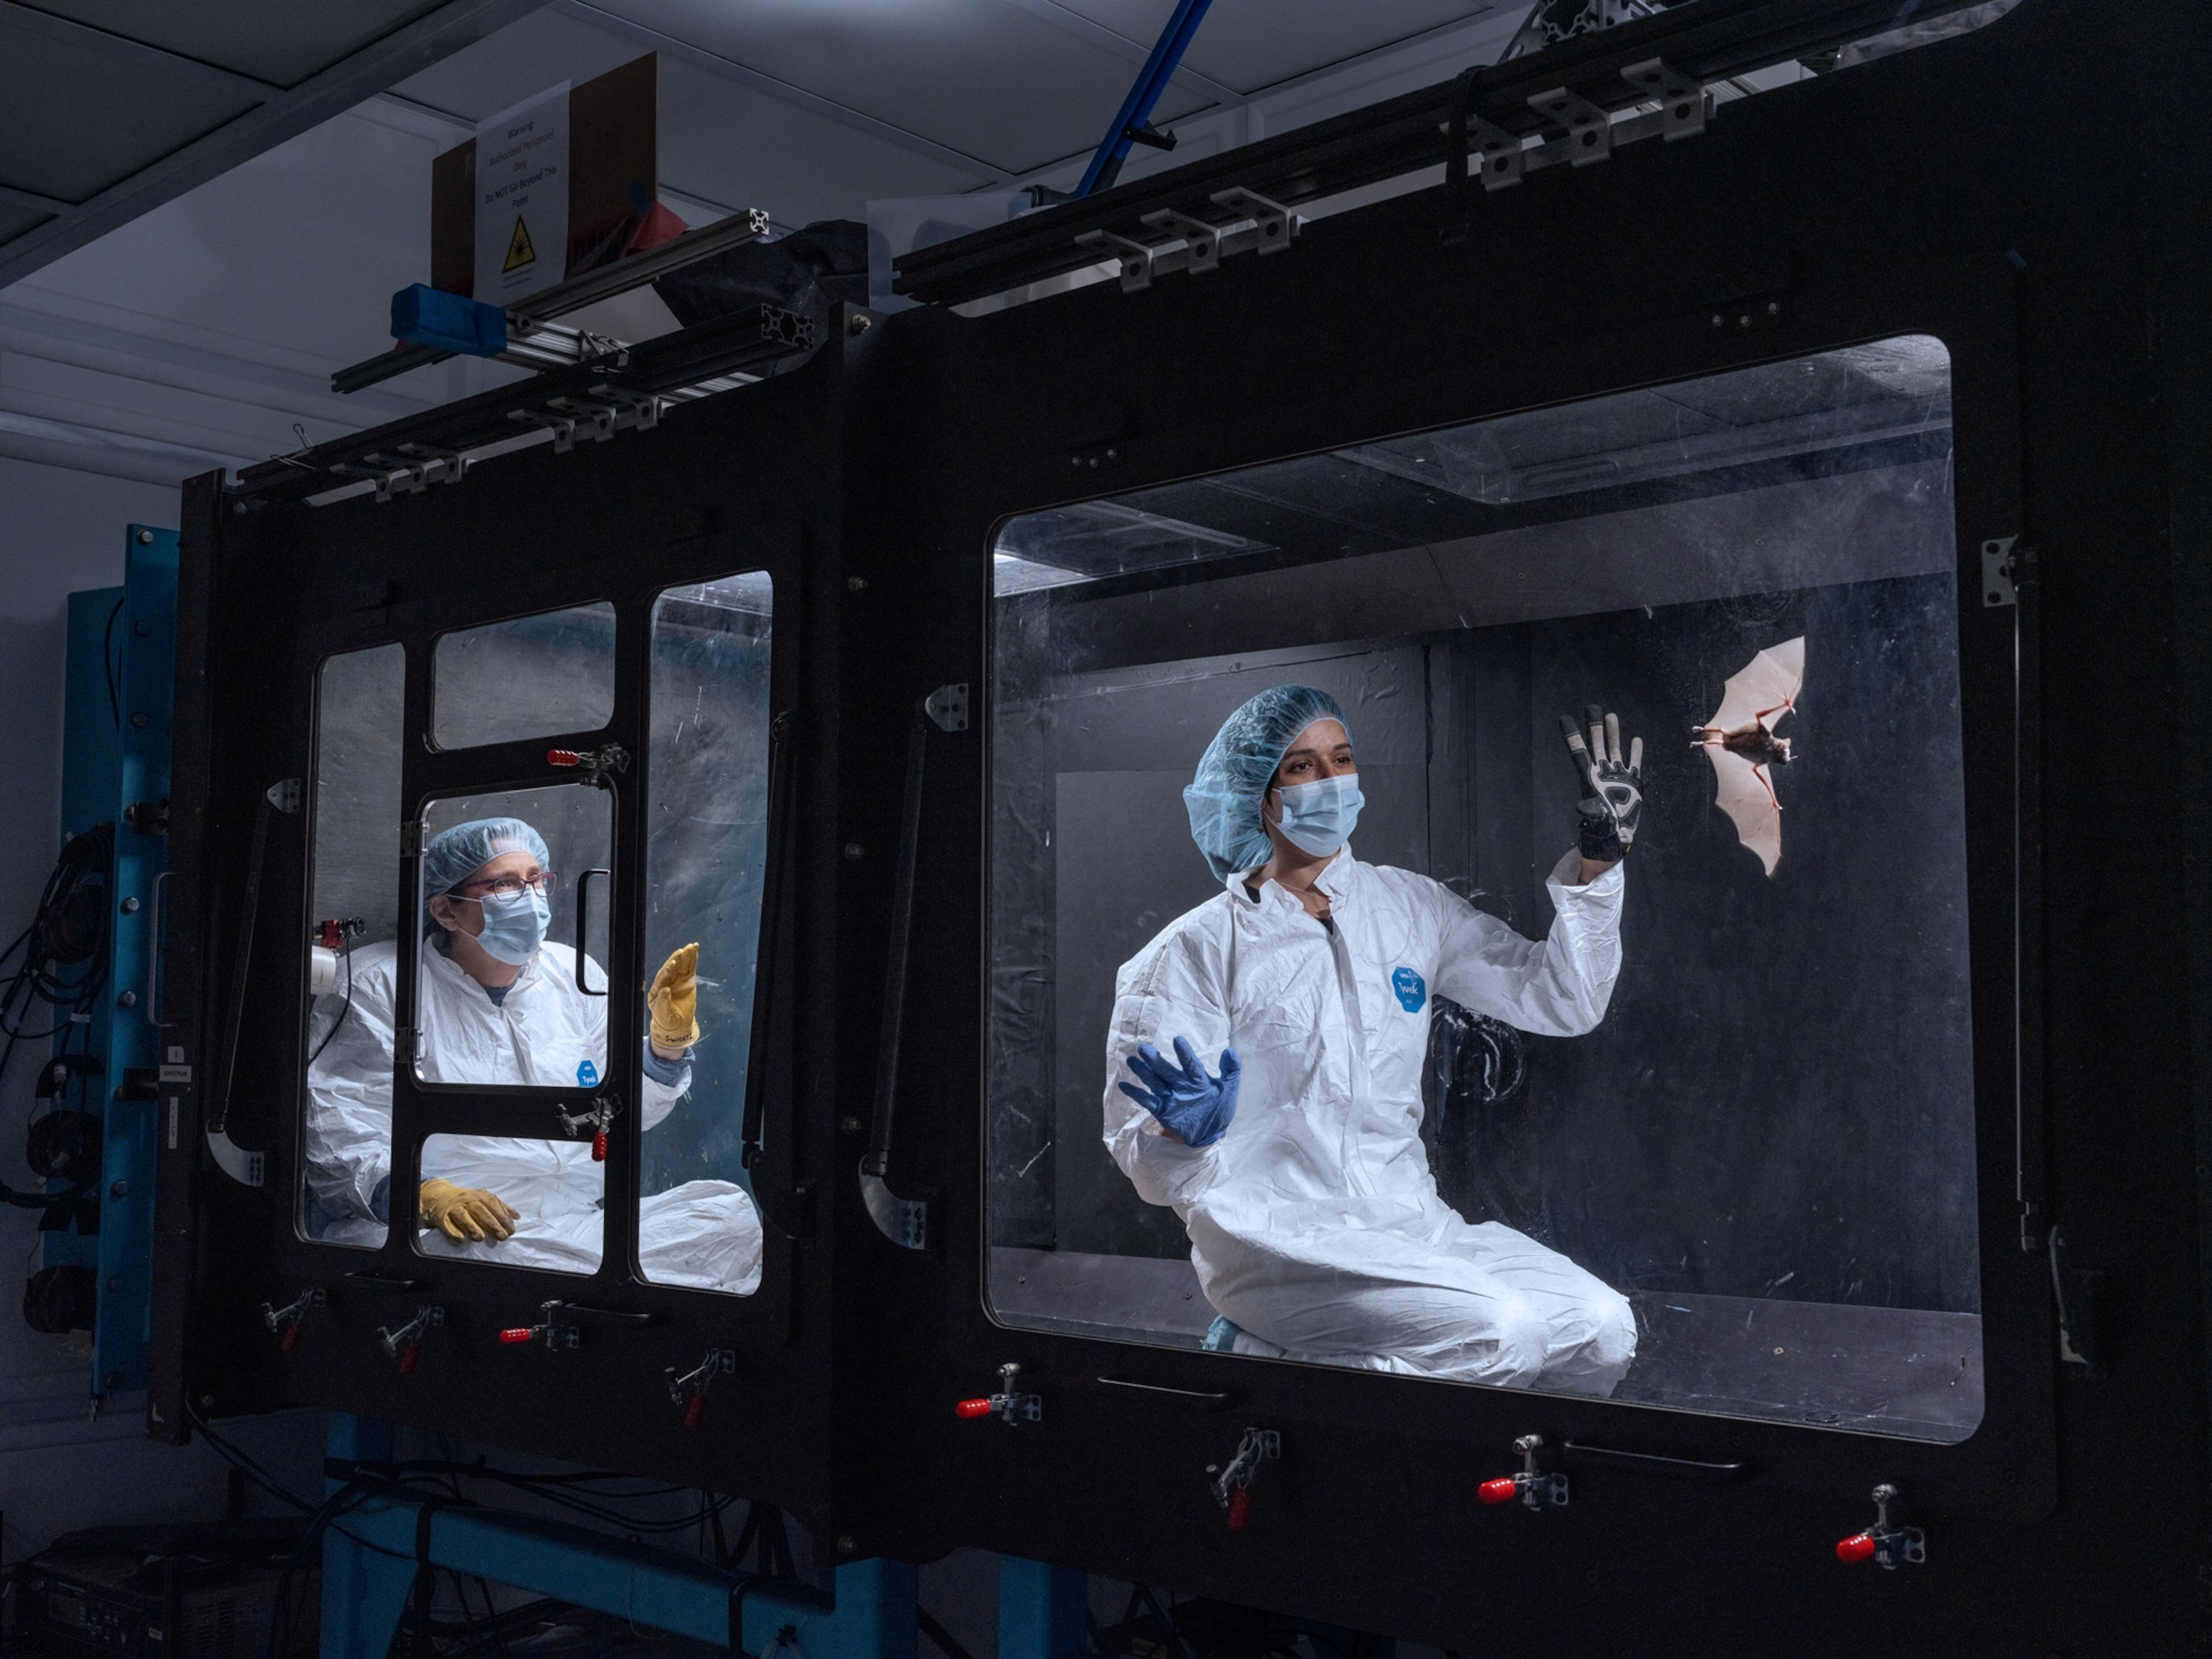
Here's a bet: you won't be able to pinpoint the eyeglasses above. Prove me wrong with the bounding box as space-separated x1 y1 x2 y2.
449 871 557 901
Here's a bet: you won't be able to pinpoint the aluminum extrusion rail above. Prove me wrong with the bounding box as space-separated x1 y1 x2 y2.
235 302 816 506
331 207 776 395
892 0 1989 305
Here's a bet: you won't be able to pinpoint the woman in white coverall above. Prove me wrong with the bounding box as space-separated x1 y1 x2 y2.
1104 684 1645 1395
305 817 763 1295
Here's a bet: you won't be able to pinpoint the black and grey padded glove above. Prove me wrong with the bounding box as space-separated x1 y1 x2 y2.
1558 704 1644 862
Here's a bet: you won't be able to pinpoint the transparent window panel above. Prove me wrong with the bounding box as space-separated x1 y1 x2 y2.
636 572 773 1297
431 601 616 750
416 783 611 1089
987 336 1983 1441
302 642 405 1248
418 1133 602 1275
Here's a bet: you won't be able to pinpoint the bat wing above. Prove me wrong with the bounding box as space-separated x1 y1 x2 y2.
1705 747 1781 876
1707 635 1806 733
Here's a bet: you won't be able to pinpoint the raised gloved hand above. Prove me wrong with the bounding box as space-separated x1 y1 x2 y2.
648 943 701 1053
1558 703 1644 862
1118 1036 1241 1148
418 1177 518 1244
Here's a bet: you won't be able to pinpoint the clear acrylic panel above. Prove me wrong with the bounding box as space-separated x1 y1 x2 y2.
302 642 405 1248
415 783 611 1090
431 601 616 750
418 1133 601 1274
987 336 1982 1440
635 572 774 1297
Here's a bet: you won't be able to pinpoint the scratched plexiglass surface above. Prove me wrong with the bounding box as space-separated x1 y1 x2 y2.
637 572 773 1292
300 642 403 1248
986 336 1986 1439
431 601 616 750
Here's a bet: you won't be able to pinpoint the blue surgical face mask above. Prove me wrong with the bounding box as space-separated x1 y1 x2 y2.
472 886 550 966
1271 773 1364 857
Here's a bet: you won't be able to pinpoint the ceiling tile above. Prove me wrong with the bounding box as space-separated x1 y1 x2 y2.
593 0 1208 176
392 8 664 119
0 206 55 246
1053 0 1495 96
12 0 449 89
0 19 260 203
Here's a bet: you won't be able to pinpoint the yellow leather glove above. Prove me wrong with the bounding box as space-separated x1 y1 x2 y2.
648 942 701 1050
418 1178 518 1244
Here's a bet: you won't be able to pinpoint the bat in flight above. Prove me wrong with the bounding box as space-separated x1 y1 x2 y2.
1691 636 1804 876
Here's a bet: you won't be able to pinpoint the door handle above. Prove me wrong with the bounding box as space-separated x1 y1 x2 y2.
574 868 608 996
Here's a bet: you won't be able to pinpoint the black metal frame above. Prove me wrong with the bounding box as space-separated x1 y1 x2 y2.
150 328 862 1533
835 0 2211 1647
148 0 2212 1646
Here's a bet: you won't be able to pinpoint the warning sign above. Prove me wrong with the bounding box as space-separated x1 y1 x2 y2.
503 215 536 274
474 81 569 304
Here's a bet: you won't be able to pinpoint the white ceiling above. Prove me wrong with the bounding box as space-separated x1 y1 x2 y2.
385 0 1534 223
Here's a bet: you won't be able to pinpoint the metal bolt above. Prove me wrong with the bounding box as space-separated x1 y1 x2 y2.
104 1372 121 1390
849 314 873 336
111 1181 127 1199
120 896 139 914
117 990 137 1008
199 1394 215 1411
108 1276 124 1292
130 711 148 728
836 1535 857 1555
847 575 868 592
840 1115 861 1135
843 842 865 860
230 502 246 517
1767 300 1781 315
133 619 150 637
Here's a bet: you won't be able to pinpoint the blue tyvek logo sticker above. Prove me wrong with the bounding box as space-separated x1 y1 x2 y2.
1390 966 1426 1013
577 1060 599 1087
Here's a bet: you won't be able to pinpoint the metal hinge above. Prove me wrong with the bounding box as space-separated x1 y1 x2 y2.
1982 535 2026 607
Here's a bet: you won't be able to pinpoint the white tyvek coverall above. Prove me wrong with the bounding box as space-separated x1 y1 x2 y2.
305 938 763 1295
1103 847 1635 1395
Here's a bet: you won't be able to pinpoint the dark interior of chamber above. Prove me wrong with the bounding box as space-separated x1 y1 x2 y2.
986 341 1986 1440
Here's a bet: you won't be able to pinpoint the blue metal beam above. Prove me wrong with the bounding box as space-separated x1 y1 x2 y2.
998 1557 1087 1659
1074 0 1217 198
319 1414 917 1659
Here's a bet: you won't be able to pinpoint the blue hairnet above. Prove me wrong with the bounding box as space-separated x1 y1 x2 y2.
1182 685 1352 881
421 818 549 921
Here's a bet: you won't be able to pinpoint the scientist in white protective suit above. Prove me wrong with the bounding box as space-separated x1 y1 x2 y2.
305 817 764 1295
1103 683 1645 1395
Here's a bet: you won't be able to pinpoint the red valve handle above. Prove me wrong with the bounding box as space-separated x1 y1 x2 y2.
1226 1486 1252 1532
498 1326 537 1345
954 1398 995 1419
1478 1477 1520 1505
279 1322 300 1353
592 1130 608 1163
398 1344 419 1376
1835 1532 1878 1564
548 750 582 767
685 1392 708 1430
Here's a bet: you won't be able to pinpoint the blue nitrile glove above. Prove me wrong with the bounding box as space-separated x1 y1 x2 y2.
1118 1036 1241 1148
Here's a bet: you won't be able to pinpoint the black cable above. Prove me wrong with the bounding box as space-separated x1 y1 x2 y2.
307 931 354 1066
918 1609 979 1659
102 595 124 732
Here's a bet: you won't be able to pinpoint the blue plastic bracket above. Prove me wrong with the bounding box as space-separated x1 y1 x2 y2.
320 1414 918 1659
1075 0 1217 198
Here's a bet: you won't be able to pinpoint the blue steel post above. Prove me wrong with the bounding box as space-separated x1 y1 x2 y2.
49 588 123 1303
319 1412 918 1659
98 525 178 1401
1074 0 1216 198
998 1558 1087 1659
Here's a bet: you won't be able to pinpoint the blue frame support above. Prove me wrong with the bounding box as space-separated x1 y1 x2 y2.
1074 0 1216 197
998 1558 1087 1659
320 1414 918 1659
